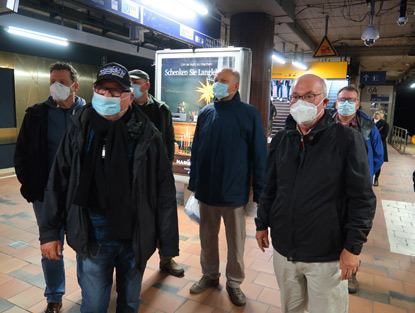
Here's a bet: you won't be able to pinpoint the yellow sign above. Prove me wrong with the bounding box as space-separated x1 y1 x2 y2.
314 36 338 57
272 61 348 79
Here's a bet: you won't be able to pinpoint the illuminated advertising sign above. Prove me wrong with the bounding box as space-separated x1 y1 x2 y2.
80 0 221 47
154 48 252 175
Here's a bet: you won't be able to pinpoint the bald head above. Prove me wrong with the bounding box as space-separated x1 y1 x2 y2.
292 74 327 97
213 68 240 101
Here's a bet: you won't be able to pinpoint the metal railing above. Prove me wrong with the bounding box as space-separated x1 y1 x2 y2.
391 126 408 154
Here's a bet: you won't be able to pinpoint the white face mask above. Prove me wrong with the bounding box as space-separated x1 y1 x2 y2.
290 98 325 125
374 118 379 123
50 82 74 102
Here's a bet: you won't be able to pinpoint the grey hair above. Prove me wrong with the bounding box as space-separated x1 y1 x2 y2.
233 70 240 83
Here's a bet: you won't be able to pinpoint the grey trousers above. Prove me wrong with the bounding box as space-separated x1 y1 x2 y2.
199 202 246 288
273 249 348 313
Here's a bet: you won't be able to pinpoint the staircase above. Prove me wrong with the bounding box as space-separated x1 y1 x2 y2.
270 99 290 137
326 79 348 109
269 79 348 138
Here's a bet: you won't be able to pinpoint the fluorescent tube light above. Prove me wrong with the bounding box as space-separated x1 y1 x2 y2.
7 26 69 46
272 54 286 64
292 60 307 71
178 0 208 15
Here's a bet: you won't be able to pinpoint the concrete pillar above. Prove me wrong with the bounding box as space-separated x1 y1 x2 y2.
230 13 275 131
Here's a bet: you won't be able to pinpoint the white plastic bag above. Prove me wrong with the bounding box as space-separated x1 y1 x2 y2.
184 194 200 224
244 196 258 217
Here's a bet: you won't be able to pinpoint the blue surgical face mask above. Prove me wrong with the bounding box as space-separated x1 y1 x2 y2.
212 82 229 100
92 92 123 116
337 100 357 117
132 84 143 100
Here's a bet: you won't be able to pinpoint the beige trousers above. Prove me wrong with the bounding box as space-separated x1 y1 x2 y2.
199 202 246 288
273 249 348 313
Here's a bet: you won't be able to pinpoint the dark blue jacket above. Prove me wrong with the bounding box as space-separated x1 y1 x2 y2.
188 92 267 206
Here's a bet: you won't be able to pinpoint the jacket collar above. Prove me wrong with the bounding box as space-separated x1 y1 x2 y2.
331 109 375 140
286 110 334 137
213 91 241 105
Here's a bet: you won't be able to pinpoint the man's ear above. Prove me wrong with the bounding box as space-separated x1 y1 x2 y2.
73 82 79 93
322 97 330 108
334 100 338 110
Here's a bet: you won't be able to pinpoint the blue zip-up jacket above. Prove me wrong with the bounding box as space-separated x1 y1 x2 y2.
356 110 384 178
332 110 383 178
188 92 267 206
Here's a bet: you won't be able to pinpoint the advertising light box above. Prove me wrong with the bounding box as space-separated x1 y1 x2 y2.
80 0 220 47
154 47 252 175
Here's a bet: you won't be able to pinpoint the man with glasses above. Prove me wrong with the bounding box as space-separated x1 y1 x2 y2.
333 86 383 293
38 62 179 312
14 62 85 313
256 74 376 313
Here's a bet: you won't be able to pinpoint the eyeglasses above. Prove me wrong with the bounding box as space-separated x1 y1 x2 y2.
338 98 357 103
94 85 130 97
289 92 324 103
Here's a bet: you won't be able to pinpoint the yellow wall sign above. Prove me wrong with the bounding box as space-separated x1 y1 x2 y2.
272 61 348 79
314 36 338 57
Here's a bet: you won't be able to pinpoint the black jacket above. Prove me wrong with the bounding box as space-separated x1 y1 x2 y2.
134 94 175 162
39 103 179 273
14 97 85 203
256 112 376 262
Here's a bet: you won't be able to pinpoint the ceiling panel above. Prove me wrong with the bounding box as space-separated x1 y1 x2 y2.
215 0 415 81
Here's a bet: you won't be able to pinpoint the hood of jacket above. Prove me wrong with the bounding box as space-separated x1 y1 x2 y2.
44 95 85 112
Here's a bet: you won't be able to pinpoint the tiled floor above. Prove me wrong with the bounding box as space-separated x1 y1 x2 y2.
1 144 415 313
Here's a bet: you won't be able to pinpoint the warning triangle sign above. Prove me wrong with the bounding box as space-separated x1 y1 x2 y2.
313 36 338 57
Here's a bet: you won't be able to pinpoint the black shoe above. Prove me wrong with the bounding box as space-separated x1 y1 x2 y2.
226 285 246 306
373 179 379 186
159 257 185 277
348 273 359 294
45 302 62 313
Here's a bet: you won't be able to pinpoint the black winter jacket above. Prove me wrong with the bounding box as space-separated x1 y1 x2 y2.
14 97 85 203
134 94 175 162
39 103 179 273
256 112 376 262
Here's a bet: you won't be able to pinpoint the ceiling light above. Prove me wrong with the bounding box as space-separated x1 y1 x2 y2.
177 0 208 15
144 0 208 18
7 26 69 46
410 82 415 88
272 54 286 64
292 60 307 71
272 49 286 64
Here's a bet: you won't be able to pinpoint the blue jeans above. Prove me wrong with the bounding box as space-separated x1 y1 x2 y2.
33 201 65 303
77 242 143 313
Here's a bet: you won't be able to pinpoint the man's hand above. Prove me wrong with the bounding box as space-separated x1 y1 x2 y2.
256 230 269 253
339 248 360 280
40 240 61 260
